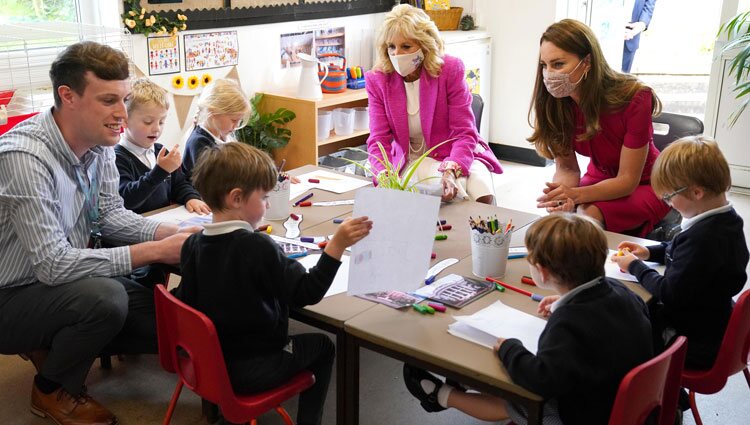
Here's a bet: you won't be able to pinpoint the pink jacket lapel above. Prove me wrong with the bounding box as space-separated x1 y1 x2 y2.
386 74 409 149
419 70 437 147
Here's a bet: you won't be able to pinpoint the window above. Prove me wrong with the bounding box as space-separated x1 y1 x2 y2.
0 0 79 24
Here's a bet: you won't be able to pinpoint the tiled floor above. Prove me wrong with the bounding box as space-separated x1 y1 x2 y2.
1 160 748 425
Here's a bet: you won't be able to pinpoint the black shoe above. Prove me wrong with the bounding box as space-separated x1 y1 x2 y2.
678 388 690 412
403 364 446 412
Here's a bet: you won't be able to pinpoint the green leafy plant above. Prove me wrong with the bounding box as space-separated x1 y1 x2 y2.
122 0 187 36
341 140 452 191
717 10 750 126
460 15 476 31
235 93 296 154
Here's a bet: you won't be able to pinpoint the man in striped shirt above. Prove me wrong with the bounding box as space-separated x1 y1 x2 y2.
0 41 195 425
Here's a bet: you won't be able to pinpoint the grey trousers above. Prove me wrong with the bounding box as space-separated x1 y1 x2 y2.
0 276 157 394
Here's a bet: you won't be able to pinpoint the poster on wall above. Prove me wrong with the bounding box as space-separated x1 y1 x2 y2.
280 31 313 68
184 31 239 71
465 68 480 95
314 27 345 60
148 35 180 76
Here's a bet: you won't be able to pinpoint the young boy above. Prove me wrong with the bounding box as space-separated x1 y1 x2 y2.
612 136 749 369
404 213 653 425
116 77 210 215
174 142 372 425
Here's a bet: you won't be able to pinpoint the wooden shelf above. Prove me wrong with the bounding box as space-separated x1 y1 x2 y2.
318 129 370 146
316 33 344 39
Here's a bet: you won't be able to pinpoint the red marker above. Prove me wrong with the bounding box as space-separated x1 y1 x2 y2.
290 213 300 220
308 178 320 183
318 240 328 249
299 201 312 207
521 276 537 286
430 252 436 259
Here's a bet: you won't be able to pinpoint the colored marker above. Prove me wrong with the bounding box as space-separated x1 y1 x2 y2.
300 236 315 243
437 220 447 225
495 284 505 292
265 225 272 234
293 192 313 206
308 178 320 183
412 304 429 314
333 218 344 224
290 213 300 220
521 276 537 286
486 277 543 302
436 224 452 230
299 201 312 207
428 302 446 313
425 275 436 285
430 252 436 259
318 240 328 249
508 253 527 259
435 234 448 241
288 251 308 259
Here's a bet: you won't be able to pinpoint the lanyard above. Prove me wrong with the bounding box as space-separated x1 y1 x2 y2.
73 159 101 246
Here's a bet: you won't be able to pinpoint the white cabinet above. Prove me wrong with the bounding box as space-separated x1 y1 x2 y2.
705 49 750 189
441 30 492 142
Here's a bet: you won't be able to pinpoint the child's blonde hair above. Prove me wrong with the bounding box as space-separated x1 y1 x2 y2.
125 77 169 115
525 213 607 287
196 78 250 131
192 142 277 212
651 136 731 197
374 4 444 78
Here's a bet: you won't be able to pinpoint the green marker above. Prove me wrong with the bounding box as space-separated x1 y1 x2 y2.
495 283 505 292
435 234 448 241
412 304 429 314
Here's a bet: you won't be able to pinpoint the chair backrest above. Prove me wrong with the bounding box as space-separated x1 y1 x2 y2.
652 112 704 152
608 336 688 425
471 93 484 133
154 285 234 405
692 290 750 392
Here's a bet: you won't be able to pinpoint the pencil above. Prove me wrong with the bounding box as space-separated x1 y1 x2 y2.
485 277 543 302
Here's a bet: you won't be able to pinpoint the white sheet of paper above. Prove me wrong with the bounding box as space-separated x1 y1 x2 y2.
298 254 349 298
147 206 212 227
290 181 313 201
450 300 547 354
347 187 440 296
605 249 660 282
297 170 370 194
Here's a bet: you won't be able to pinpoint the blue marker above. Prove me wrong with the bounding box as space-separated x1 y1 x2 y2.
333 218 344 224
288 251 308 259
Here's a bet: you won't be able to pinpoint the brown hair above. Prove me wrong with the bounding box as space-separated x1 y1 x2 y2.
525 213 607 287
527 19 661 159
49 41 130 108
373 4 444 78
192 142 277 212
651 136 731 197
125 77 169 115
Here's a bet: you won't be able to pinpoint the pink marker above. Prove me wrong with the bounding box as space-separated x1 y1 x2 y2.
427 302 446 313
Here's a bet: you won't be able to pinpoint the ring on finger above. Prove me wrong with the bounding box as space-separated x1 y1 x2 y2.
557 200 564 206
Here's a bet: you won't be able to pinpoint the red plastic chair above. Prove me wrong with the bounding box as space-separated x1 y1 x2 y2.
608 336 688 425
681 290 750 425
154 285 315 425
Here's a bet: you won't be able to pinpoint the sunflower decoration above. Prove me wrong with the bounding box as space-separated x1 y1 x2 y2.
172 75 184 89
187 75 200 90
201 74 213 86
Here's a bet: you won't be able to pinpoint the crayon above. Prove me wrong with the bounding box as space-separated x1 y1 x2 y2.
290 213 300 220
300 237 315 243
427 302 446 312
265 225 272 234
437 220 447 225
293 192 313 206
256 224 269 232
412 304 429 314
436 224 452 230
318 240 328 249
521 276 536 286
430 252 436 259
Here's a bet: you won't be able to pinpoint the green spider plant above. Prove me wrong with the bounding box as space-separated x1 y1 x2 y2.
718 10 750 127
341 139 453 192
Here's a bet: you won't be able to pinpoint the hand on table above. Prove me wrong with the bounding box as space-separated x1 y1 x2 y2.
186 199 211 214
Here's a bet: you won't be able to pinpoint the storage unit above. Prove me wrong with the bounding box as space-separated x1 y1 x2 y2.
258 90 369 170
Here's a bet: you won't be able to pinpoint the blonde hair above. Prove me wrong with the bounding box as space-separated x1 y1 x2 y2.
651 136 731 196
525 213 607 287
374 4 444 78
527 19 662 159
192 142 277 212
126 77 169 115
196 78 251 132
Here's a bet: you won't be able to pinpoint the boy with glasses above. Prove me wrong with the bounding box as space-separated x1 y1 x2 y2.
611 136 749 369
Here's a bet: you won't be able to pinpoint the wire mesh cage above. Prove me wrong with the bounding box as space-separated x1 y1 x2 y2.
0 22 133 125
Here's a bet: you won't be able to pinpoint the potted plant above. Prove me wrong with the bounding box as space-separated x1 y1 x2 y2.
717 10 750 126
235 93 296 154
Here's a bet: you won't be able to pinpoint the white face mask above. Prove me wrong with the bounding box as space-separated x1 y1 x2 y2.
389 49 424 77
542 59 586 98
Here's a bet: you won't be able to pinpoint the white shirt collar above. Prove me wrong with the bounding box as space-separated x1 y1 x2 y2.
202 220 253 236
199 125 226 144
119 135 155 168
549 276 602 313
680 202 732 232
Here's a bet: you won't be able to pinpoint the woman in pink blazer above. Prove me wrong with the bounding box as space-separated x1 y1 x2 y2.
365 4 502 204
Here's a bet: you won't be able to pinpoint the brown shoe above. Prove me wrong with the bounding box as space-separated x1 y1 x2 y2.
19 349 49 373
31 383 118 425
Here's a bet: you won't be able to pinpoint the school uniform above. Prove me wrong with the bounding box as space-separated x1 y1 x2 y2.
628 204 749 369
175 221 339 425
115 139 200 214
182 126 219 182
498 277 653 425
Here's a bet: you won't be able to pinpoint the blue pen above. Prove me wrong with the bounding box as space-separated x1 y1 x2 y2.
293 192 313 207
425 275 436 285
288 251 308 259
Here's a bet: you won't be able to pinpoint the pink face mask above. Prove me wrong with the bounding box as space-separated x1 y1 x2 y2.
542 59 586 98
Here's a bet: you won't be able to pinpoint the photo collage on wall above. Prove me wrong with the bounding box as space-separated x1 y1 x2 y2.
280 31 314 68
148 36 180 75
279 27 346 68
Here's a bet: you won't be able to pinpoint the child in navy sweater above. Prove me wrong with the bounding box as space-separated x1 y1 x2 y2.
175 142 372 425
116 77 210 215
612 136 749 369
404 214 653 425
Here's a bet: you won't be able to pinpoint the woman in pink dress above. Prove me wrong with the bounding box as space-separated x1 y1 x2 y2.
529 19 670 237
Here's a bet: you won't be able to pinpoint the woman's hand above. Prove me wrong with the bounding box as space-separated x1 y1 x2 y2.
537 182 577 212
441 171 458 202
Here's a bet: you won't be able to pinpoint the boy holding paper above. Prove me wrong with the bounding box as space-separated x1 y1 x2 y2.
174 142 371 425
404 213 652 425
611 136 749 369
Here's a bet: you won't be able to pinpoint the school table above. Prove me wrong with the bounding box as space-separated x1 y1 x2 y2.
341 230 659 425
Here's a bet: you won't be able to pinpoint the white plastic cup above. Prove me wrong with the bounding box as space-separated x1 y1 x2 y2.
333 108 355 136
470 229 511 278
353 107 369 130
317 111 332 141
265 179 291 220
